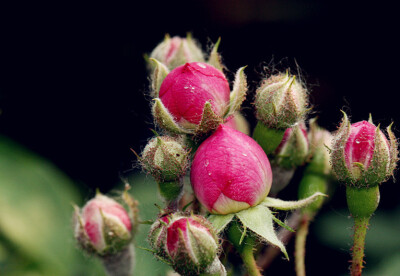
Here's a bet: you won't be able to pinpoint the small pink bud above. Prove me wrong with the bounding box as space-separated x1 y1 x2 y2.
191 124 273 214
158 62 230 130
141 136 189 182
308 118 333 175
149 213 219 275
255 72 309 129
274 123 309 168
74 193 132 255
150 35 205 69
331 113 398 187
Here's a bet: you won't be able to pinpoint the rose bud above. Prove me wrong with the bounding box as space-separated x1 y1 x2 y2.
140 136 190 182
148 215 174 260
73 193 133 256
166 215 219 275
224 111 250 135
191 124 272 214
149 34 205 70
274 122 309 169
331 112 398 187
255 72 309 130
152 62 248 136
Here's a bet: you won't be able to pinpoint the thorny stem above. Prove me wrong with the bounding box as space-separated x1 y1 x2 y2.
350 216 369 276
294 215 310 276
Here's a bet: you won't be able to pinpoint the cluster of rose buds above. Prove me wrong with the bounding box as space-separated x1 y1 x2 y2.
73 34 398 276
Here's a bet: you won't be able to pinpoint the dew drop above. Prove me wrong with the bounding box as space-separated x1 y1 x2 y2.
197 63 206 69
208 172 212 176
242 153 247 157
204 160 209 167
355 140 360 144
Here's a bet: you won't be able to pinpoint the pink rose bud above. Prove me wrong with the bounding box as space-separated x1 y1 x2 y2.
274 123 309 168
157 62 230 130
73 193 133 256
331 112 398 187
149 213 220 275
140 136 189 182
224 112 250 135
150 34 205 70
191 124 273 214
255 72 309 129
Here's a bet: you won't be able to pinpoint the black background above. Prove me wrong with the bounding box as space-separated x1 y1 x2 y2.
2 1 399 275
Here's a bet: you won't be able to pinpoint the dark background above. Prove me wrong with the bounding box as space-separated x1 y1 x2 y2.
2 1 399 275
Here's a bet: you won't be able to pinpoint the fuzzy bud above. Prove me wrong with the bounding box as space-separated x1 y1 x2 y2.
255 72 309 129
274 123 309 168
73 193 133 256
331 112 398 187
149 213 220 276
141 136 189 182
191 124 273 214
307 118 333 175
150 34 205 70
153 62 230 135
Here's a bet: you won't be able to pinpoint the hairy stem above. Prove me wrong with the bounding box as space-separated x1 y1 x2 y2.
240 239 262 276
101 244 135 276
295 216 310 276
350 216 369 276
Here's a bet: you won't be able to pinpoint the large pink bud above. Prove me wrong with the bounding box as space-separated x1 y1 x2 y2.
191 125 273 214
331 113 398 187
159 62 230 129
74 193 133 255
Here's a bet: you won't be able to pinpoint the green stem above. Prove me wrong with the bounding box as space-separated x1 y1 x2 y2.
157 177 184 212
350 216 369 276
294 216 310 276
252 121 285 155
346 185 380 276
240 239 262 276
227 221 261 276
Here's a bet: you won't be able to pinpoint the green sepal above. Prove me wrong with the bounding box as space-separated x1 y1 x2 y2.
261 192 326 211
331 111 353 182
387 123 399 178
152 98 193 134
149 58 170 97
208 213 234 234
236 205 288 259
207 37 224 72
225 66 248 117
195 101 224 137
271 214 295 233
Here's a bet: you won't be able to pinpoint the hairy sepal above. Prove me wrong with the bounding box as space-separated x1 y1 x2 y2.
149 58 169 97
225 66 248 118
207 37 224 72
261 192 327 211
195 101 224 137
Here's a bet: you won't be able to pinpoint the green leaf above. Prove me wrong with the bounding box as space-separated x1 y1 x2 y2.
208 214 234 234
236 205 288 259
261 192 326 211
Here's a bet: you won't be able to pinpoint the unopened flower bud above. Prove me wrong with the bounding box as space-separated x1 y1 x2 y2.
149 34 205 70
149 213 220 276
153 62 230 134
191 124 272 214
141 136 189 182
255 72 309 129
307 118 333 175
331 112 398 187
274 122 309 168
73 193 133 256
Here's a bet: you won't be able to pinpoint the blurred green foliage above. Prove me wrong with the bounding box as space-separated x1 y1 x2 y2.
0 136 168 276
